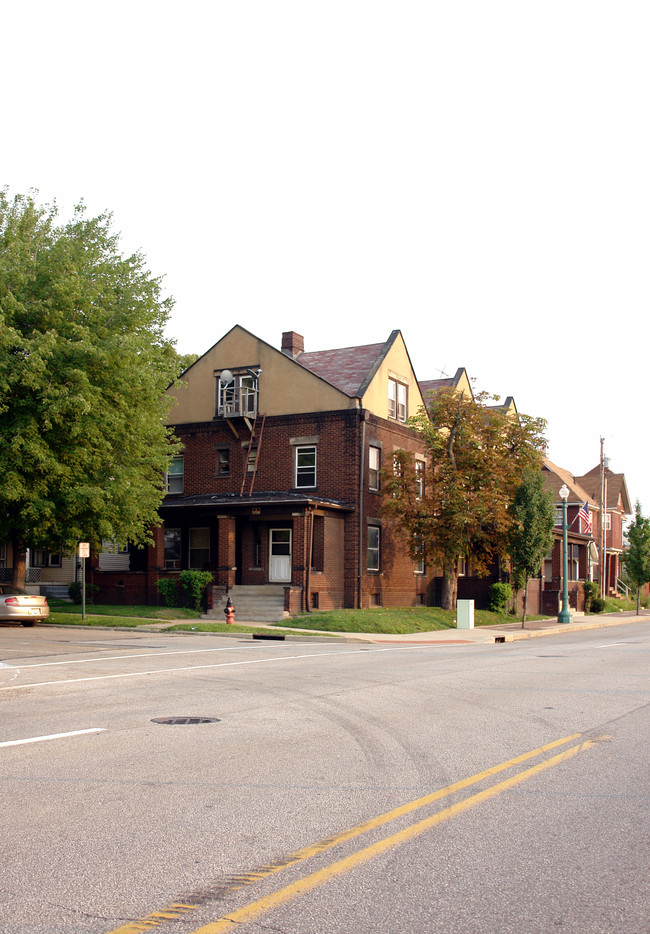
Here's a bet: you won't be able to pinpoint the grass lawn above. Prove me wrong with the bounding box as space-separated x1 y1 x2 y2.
46 602 338 637
269 606 550 634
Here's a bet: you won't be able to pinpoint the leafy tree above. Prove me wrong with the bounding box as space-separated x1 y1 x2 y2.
624 501 650 613
174 351 200 377
384 388 547 609
508 468 555 627
0 189 181 587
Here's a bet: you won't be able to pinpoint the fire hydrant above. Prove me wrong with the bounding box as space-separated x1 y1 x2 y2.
224 597 235 625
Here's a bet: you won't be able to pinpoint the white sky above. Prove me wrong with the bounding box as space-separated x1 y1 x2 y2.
5 1 649 515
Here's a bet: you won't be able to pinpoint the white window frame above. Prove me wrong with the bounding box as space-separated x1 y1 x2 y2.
414 536 425 574
415 459 425 500
369 446 380 491
388 378 407 421
367 526 380 571
165 454 184 494
218 372 258 418
295 445 317 489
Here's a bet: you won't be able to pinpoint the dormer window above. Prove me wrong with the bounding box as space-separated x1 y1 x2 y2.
216 368 260 418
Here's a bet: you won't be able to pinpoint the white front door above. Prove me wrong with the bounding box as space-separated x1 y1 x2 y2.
269 529 291 582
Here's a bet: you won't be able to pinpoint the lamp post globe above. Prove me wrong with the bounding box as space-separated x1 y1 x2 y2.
558 484 572 624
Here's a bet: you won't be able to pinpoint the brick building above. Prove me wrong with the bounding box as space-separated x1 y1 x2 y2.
92 325 434 617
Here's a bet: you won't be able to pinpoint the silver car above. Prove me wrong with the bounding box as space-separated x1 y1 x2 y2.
0 586 49 625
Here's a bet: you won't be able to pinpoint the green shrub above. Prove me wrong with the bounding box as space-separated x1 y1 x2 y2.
582 581 599 614
489 582 513 613
179 570 213 612
68 581 99 604
589 595 606 614
157 578 179 608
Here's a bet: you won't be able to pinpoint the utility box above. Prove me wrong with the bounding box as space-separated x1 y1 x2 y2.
456 599 475 629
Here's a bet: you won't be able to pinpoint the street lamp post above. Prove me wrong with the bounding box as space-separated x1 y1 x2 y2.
558 484 572 624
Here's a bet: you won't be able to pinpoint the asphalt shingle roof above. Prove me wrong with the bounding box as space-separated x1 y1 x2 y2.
297 342 388 396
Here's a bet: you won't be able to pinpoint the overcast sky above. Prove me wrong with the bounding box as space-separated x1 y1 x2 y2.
5 2 648 515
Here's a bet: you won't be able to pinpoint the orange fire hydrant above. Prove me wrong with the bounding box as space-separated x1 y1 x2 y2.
224 597 235 624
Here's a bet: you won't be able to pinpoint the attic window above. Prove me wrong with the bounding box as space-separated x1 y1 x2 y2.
216 369 260 418
388 378 407 421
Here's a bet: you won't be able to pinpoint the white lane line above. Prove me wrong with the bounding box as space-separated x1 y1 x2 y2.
0 728 106 748
0 647 400 691
595 643 628 648
15 643 338 669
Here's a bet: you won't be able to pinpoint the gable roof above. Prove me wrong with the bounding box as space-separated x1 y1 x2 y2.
575 466 632 515
418 367 473 401
543 458 595 506
297 332 399 397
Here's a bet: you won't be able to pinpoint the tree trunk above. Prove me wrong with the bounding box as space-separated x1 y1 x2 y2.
11 535 27 590
441 565 459 611
521 575 530 628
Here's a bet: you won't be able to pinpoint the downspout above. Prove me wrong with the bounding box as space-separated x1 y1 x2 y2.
358 408 367 609
305 505 314 613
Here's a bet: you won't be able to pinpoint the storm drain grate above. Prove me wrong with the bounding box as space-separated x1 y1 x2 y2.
151 717 221 725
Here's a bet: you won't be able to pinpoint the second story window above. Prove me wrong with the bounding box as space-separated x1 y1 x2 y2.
415 460 425 499
388 377 407 421
369 446 380 491
165 454 184 494
216 447 230 476
295 445 317 488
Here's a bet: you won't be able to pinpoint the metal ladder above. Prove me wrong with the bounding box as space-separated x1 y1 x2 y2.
240 413 266 496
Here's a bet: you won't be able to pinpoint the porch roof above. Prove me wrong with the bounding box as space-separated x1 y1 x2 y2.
160 491 353 512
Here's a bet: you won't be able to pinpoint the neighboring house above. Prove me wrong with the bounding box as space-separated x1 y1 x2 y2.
574 464 631 596
538 459 599 614
0 543 77 598
92 326 435 615
458 457 631 615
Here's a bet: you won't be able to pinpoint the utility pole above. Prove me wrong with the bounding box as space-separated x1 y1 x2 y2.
599 438 608 598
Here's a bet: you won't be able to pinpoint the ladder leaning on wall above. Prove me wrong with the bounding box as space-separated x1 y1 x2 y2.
240 413 266 496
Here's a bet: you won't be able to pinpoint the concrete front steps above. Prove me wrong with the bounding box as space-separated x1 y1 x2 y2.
203 584 288 623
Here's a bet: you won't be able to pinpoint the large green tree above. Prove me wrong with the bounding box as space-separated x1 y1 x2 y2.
508 468 555 627
0 189 181 587
384 388 548 609
624 501 650 614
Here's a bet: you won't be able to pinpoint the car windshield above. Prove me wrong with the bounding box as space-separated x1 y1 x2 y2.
0 586 27 596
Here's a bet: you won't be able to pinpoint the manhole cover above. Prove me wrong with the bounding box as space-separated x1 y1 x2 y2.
151 717 221 725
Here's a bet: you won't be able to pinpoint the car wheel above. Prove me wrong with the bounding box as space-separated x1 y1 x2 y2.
21 621 35 627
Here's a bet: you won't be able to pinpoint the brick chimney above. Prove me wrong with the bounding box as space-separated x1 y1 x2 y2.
281 331 304 358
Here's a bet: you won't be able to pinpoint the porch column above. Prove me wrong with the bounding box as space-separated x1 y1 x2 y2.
217 516 236 589
145 525 164 603
291 511 309 612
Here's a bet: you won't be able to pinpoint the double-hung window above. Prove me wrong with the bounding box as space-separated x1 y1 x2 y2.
216 447 230 476
388 378 407 421
415 460 425 499
295 445 317 488
166 454 184 494
367 526 380 571
414 536 425 574
189 528 210 569
369 446 380 491
164 529 181 569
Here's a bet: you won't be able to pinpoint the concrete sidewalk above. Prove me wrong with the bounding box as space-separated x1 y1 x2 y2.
136 610 647 644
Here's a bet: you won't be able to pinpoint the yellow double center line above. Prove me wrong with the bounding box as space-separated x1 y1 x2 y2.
106 732 605 934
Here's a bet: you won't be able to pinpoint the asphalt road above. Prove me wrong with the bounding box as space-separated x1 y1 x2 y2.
1 621 648 934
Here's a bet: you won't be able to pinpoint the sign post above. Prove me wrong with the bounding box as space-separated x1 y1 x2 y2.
78 543 90 621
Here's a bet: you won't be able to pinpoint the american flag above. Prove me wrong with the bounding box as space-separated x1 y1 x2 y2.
578 501 592 534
